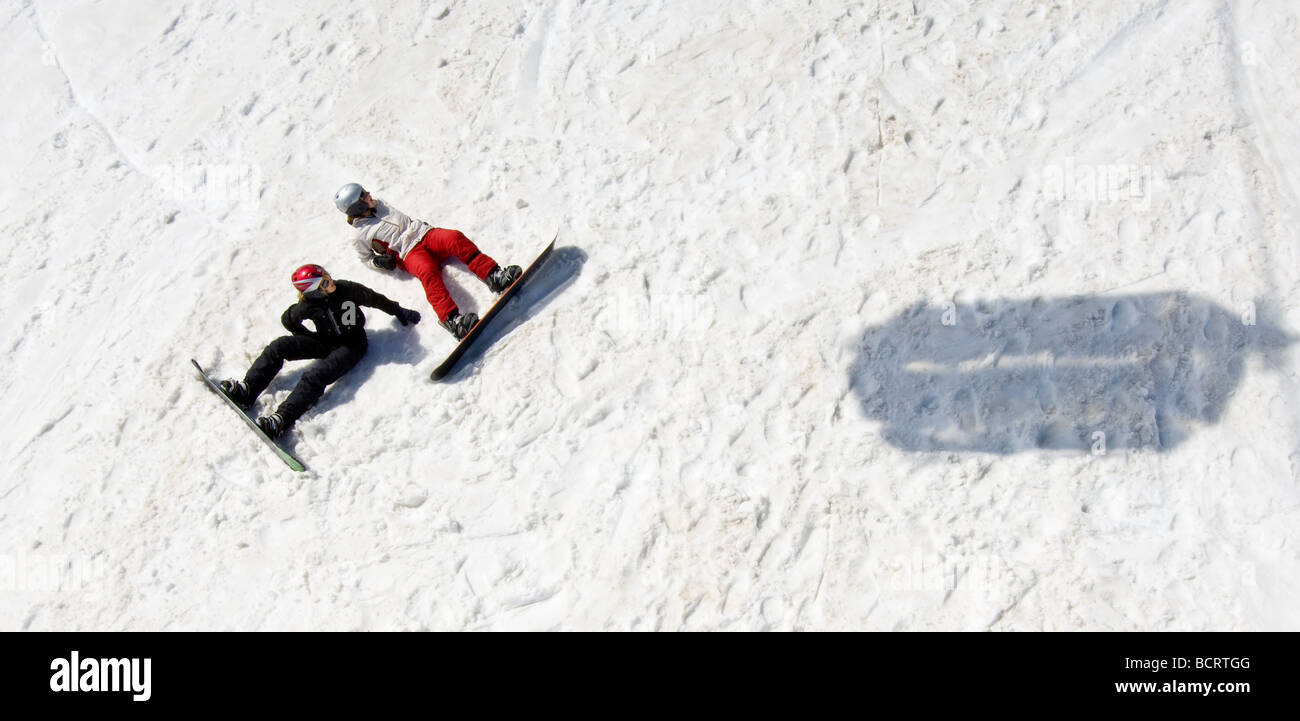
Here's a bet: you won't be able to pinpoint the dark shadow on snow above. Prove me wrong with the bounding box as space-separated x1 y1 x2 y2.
310 325 429 415
848 292 1293 453
441 245 588 383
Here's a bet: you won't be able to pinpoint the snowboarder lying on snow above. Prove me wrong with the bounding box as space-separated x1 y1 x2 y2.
218 264 422 438
333 182 522 340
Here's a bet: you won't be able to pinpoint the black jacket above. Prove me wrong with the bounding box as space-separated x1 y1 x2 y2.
280 279 402 347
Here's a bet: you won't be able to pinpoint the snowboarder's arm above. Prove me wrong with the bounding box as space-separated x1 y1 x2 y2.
339 280 403 316
352 225 398 270
335 279 418 325
280 304 318 338
352 228 374 265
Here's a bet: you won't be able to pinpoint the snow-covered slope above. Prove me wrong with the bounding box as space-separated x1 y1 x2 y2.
2 0 1298 630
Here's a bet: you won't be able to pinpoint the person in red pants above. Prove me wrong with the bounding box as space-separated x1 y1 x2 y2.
333 182 522 339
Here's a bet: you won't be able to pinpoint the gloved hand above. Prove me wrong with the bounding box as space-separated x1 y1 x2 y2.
396 307 421 326
372 252 397 270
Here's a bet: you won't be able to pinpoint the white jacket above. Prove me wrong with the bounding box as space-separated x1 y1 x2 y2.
348 199 431 262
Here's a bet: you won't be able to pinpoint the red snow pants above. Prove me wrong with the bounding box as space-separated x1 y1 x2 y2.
397 228 498 321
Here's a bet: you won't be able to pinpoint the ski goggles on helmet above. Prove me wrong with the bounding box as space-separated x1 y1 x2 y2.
292 264 330 297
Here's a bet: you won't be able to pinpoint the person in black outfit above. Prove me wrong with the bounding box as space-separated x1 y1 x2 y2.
219 264 422 438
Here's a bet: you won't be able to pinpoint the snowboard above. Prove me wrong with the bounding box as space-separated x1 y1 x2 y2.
191 359 307 472
430 234 558 381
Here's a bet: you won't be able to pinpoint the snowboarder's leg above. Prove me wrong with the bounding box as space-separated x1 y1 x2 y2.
423 228 498 280
218 379 253 409
273 343 367 427
484 263 523 293
401 244 459 322
243 335 333 399
424 228 520 293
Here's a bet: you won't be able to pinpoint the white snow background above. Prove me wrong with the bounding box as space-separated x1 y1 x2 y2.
2 0 1299 630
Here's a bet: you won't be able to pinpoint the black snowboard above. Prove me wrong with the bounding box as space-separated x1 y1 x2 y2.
192 359 307 472
430 234 558 381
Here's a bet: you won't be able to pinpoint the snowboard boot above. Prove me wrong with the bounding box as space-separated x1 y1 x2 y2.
485 264 523 293
441 308 479 340
219 379 252 409
256 412 287 439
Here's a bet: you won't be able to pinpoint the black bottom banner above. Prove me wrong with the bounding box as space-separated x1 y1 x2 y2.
0 632 1289 711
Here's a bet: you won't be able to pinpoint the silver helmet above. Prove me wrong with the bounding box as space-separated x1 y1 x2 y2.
333 182 367 215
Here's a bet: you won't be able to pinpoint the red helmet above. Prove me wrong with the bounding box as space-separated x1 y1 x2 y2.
291 264 329 293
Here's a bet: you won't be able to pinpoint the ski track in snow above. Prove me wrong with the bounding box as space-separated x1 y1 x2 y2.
0 0 1298 630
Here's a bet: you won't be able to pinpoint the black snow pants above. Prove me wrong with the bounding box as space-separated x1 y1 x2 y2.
242 335 366 425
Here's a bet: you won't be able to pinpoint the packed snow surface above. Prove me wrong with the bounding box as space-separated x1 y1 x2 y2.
2 0 1299 630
